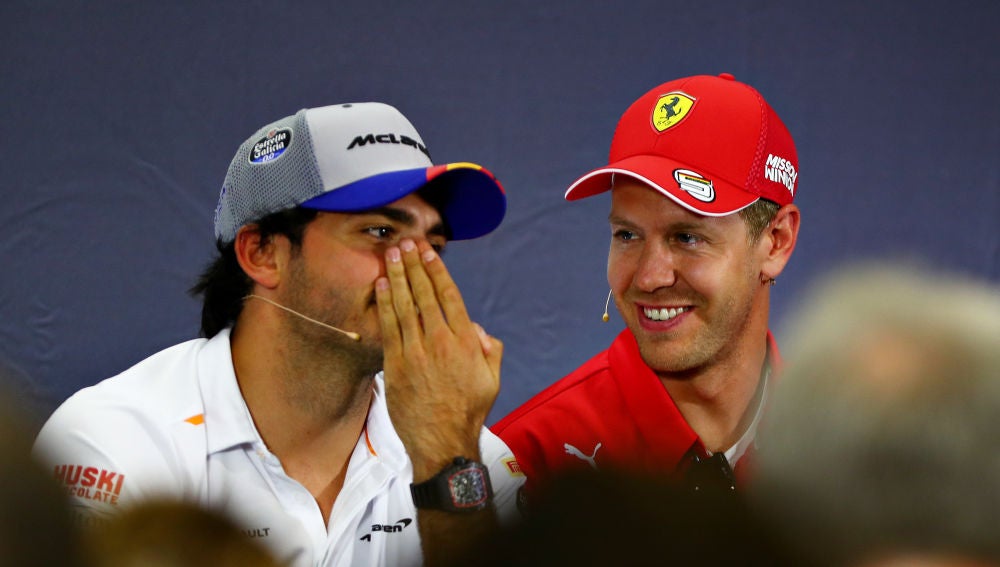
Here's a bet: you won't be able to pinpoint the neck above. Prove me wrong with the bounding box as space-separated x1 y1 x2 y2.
230 303 378 522
660 293 772 453
663 339 769 453
232 303 378 420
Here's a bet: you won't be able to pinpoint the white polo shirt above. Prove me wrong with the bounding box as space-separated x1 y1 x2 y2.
33 329 525 566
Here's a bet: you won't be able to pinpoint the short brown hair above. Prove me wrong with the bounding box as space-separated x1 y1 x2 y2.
738 199 780 245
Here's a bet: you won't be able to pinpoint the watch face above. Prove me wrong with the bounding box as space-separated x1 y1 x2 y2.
447 468 489 508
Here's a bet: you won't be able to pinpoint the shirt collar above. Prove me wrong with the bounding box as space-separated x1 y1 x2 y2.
725 330 780 463
199 332 409 474
198 328 264 454
362 372 408 472
612 329 782 468
611 329 699 470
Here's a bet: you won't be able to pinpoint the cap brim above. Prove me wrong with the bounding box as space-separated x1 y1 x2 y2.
565 154 758 217
300 163 506 240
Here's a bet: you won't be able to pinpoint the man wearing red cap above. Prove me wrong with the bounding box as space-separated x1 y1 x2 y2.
493 74 800 498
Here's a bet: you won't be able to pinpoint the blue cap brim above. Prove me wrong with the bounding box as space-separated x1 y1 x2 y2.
300 165 506 240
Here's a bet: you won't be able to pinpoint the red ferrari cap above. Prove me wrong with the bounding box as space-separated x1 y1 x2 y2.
565 73 798 216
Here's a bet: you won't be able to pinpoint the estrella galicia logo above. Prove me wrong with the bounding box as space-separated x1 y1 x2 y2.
673 169 715 202
248 128 293 164
652 92 695 132
359 518 413 542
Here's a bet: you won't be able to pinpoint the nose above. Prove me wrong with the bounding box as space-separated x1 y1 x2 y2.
632 241 677 292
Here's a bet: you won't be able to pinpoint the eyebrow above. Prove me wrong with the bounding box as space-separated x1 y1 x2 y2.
608 214 631 226
364 206 449 239
608 214 708 233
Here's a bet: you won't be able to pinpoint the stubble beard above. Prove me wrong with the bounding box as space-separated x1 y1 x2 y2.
628 278 757 378
279 263 385 417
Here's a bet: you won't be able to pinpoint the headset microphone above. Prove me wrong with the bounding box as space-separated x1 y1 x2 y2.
602 289 613 322
244 294 361 341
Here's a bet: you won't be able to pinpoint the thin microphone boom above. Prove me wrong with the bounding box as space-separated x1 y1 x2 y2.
602 289 613 322
244 294 361 341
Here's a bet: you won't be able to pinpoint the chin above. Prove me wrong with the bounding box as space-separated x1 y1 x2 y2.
633 336 705 375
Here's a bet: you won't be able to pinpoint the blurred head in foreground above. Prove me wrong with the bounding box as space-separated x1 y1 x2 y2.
475 470 792 567
0 377 82 567
751 263 1000 567
86 499 281 567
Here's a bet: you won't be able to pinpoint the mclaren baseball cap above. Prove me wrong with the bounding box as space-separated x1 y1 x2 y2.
214 102 507 243
565 73 798 216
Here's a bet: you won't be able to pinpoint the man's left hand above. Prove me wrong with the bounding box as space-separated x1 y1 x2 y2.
375 238 503 481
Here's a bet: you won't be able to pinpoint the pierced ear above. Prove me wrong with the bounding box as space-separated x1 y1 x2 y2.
759 204 800 281
233 225 284 290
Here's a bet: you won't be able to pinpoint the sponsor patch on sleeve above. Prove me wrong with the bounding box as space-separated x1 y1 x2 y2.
503 457 525 477
53 464 126 506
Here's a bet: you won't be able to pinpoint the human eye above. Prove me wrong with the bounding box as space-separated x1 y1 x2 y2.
364 225 396 241
674 232 704 246
612 229 638 242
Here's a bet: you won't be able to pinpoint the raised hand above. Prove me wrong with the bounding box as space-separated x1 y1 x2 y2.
375 238 503 481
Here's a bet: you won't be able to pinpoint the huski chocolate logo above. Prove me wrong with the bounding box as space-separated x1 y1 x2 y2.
54 464 126 505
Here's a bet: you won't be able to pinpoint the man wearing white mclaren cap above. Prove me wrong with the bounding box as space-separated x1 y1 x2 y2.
34 102 524 566
494 74 800 500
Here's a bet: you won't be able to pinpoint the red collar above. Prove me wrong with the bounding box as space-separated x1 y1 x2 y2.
608 329 781 473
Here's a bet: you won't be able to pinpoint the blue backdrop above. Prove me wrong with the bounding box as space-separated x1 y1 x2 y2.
2 0 997 433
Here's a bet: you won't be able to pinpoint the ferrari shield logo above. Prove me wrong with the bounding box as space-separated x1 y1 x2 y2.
652 92 695 132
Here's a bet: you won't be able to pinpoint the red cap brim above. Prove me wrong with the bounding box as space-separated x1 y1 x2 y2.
565 154 759 217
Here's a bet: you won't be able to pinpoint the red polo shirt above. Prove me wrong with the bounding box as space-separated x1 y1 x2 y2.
492 329 779 494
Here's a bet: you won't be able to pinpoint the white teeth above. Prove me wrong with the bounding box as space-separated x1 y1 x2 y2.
643 307 687 321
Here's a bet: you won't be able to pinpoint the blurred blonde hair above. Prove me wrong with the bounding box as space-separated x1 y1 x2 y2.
753 262 1000 566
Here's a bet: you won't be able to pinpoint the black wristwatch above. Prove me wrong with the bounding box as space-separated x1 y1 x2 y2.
411 457 494 512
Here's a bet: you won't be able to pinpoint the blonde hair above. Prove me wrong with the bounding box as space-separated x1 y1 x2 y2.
753 263 1000 565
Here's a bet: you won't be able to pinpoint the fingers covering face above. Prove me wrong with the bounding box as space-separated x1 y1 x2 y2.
377 239 473 344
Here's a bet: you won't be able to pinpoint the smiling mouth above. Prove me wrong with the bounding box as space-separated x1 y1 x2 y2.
642 306 688 321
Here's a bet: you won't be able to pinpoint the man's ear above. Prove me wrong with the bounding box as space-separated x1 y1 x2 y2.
233 225 286 290
758 204 800 281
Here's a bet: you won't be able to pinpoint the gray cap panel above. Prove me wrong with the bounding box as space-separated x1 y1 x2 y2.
214 110 324 243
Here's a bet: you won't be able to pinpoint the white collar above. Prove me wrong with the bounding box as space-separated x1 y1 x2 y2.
724 361 771 465
200 335 408 475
